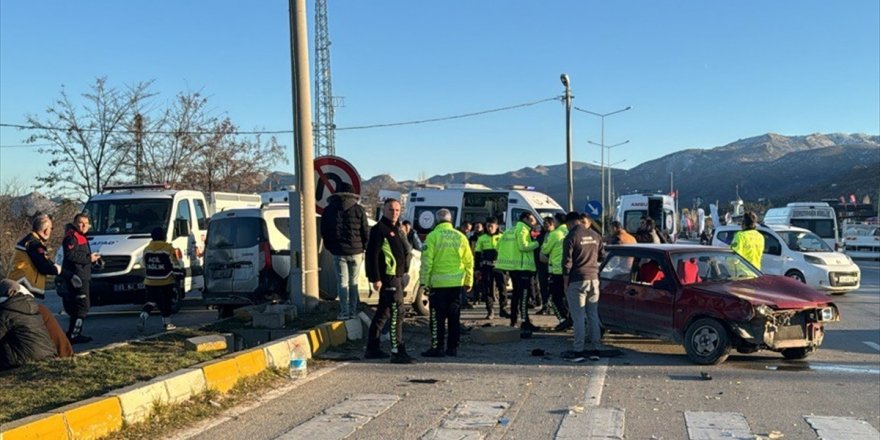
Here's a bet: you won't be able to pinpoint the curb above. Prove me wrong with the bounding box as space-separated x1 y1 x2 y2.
0 319 364 440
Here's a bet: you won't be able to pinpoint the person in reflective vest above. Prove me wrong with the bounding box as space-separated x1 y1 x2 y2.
495 211 540 336
730 212 764 270
474 217 508 319
139 227 183 332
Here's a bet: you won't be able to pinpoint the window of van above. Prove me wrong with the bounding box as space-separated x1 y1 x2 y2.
624 210 647 233
413 206 458 235
274 217 291 239
194 199 208 230
790 219 835 239
85 199 171 235
207 217 263 249
759 231 782 256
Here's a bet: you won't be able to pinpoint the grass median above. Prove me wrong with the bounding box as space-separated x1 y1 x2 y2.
0 328 223 424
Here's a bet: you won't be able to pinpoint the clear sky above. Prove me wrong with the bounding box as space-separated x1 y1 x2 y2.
1 0 878 190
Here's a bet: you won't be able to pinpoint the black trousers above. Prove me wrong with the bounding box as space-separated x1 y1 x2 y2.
480 266 507 312
144 284 174 318
536 262 550 306
62 280 90 336
548 274 570 322
509 270 534 325
428 286 462 351
367 276 405 354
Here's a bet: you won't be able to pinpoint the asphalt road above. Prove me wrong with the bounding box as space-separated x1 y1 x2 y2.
161 259 880 440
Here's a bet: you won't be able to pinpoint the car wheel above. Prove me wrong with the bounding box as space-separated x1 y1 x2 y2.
785 270 806 283
781 347 813 360
413 283 430 316
684 318 731 365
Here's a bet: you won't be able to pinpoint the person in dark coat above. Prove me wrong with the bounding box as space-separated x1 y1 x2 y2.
320 182 369 320
0 279 57 370
61 213 100 343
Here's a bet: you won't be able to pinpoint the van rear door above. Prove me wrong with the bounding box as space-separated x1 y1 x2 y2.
205 216 263 294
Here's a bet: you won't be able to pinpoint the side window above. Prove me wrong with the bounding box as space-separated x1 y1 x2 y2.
176 200 192 232
624 211 646 233
635 257 667 286
274 217 291 239
194 199 208 230
600 255 634 281
760 231 782 256
413 206 458 235
511 208 532 228
717 231 735 245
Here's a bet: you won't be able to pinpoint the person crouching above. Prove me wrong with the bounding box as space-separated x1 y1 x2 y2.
0 279 57 370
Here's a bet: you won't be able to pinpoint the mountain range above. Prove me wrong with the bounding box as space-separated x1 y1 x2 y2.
358 133 880 211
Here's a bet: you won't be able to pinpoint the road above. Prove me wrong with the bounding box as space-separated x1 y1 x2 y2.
162 259 880 440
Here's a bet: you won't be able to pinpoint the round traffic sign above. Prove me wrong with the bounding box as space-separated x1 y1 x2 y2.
584 200 603 218
314 155 362 215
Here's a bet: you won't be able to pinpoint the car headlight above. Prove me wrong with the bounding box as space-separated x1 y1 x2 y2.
804 255 826 265
755 304 774 316
818 307 835 322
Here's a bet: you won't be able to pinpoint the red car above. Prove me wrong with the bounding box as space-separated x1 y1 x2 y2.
598 244 840 365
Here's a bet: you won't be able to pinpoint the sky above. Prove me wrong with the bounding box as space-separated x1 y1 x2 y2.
1 0 878 191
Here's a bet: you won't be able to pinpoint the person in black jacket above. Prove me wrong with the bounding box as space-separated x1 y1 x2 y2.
61 213 99 344
0 279 57 370
320 183 370 320
364 199 413 364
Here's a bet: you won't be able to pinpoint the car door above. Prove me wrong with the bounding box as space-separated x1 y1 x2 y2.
759 230 784 275
625 255 676 337
598 253 635 329
171 199 195 292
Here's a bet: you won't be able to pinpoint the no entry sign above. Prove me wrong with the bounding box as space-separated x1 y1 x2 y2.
314 155 362 214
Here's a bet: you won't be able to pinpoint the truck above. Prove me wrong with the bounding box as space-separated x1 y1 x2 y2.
763 202 840 250
614 194 678 240
401 183 565 236
58 184 262 311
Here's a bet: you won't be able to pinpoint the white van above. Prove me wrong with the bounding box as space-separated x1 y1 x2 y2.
763 202 840 250
402 184 564 236
63 184 261 310
614 194 678 240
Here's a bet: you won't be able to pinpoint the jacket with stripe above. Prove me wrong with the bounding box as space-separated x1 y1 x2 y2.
495 220 539 272
8 232 59 296
365 217 409 282
420 222 474 288
143 240 181 286
540 224 569 275
474 230 502 267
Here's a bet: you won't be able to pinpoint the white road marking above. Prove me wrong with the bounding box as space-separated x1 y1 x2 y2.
684 411 753 440
422 400 510 440
275 394 400 440
556 359 625 439
805 415 880 440
584 359 609 407
863 341 880 352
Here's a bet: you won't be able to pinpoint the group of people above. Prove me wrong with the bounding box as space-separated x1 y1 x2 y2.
1 211 184 370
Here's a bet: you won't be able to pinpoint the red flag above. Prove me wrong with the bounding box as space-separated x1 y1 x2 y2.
849 194 857 204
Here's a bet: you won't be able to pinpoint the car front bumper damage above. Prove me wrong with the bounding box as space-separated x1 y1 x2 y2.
730 306 839 350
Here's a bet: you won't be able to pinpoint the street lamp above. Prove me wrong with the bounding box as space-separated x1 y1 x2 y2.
575 105 631 234
589 139 630 214
561 74 573 211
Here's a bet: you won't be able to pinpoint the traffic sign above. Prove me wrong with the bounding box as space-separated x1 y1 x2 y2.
584 200 603 218
314 155 362 214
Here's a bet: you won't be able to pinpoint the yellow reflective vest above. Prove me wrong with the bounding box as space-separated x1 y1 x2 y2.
8 232 58 295
731 229 764 270
495 220 539 272
540 224 568 275
420 222 474 288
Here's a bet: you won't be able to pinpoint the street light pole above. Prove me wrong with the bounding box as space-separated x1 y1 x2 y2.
561 74 573 211
605 140 629 216
578 105 631 234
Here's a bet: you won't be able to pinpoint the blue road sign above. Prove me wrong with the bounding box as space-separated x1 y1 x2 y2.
584 200 603 218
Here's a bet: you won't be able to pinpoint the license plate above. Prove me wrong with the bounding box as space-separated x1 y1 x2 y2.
214 269 232 279
113 282 143 292
838 276 857 284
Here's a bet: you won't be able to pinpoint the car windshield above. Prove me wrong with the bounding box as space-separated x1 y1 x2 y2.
672 251 761 283
207 217 263 249
776 230 833 252
84 199 172 236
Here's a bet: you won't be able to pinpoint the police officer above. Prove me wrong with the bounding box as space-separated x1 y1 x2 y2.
9 214 61 299
419 209 473 358
474 217 507 319
61 213 99 344
138 227 183 332
731 211 764 269
540 213 572 331
496 211 540 336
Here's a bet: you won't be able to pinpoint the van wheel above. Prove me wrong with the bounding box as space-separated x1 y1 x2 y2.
684 318 731 365
781 347 813 360
170 286 186 313
413 284 430 316
785 270 806 283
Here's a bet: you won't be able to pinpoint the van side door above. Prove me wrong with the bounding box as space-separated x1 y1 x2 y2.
171 198 195 292
191 197 209 291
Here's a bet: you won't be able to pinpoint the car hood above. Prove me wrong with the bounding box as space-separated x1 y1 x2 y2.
692 275 831 309
803 252 854 266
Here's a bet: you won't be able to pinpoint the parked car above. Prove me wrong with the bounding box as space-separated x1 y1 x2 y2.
712 224 860 295
842 224 880 260
599 244 840 365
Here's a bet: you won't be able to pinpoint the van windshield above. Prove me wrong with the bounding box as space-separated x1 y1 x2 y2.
777 230 833 253
207 217 264 249
84 199 172 236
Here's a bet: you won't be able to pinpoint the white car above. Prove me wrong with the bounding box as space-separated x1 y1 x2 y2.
843 224 880 260
712 224 860 295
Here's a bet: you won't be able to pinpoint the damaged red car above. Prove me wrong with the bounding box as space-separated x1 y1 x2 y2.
598 245 840 365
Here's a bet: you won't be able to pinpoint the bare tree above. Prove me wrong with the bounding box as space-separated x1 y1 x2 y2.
25 77 156 199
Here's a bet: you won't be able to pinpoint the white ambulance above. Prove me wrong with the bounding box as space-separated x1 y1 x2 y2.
401 183 564 236
613 194 678 240
763 202 840 250
59 184 261 311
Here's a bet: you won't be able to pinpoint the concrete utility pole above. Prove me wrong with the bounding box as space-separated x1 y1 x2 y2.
561 74 573 212
133 113 144 184
289 0 319 311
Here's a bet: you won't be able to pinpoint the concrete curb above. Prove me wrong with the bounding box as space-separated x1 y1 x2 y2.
0 319 357 440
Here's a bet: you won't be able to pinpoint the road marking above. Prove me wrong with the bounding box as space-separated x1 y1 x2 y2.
584 359 609 407
556 359 625 439
863 341 880 352
275 394 400 440
422 400 510 440
766 364 880 374
684 411 753 440
805 416 880 440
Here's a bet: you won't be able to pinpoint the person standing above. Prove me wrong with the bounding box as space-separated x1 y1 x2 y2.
496 211 540 335
320 183 370 320
364 199 414 364
534 217 555 314
609 221 637 245
61 213 99 344
419 209 473 358
474 217 508 319
9 214 62 299
562 212 618 358
138 227 183 332
730 211 764 270
540 213 572 331
401 220 423 252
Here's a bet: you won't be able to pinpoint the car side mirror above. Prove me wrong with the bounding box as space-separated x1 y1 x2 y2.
174 219 190 238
